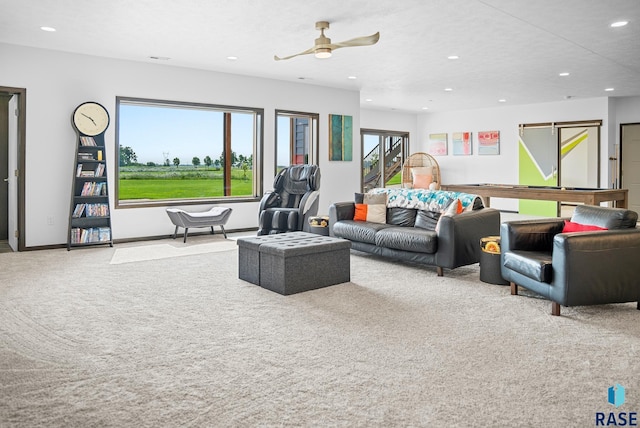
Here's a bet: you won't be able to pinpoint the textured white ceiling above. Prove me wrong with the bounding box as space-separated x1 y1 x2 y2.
1 0 639 112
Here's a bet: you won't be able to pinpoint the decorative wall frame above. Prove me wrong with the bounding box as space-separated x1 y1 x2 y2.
478 130 500 155
329 114 353 161
452 132 473 155
427 133 448 156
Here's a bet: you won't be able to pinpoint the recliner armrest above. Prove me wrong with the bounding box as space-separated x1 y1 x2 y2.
258 191 280 213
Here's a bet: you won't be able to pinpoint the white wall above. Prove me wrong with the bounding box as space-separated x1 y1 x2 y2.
0 43 360 247
360 109 418 150
417 98 614 211
3 41 639 247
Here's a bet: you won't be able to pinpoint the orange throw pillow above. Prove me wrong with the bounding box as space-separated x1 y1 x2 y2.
353 203 386 223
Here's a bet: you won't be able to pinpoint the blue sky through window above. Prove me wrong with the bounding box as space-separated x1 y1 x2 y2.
119 103 254 165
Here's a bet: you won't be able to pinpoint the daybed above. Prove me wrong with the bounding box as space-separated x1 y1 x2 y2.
329 188 500 275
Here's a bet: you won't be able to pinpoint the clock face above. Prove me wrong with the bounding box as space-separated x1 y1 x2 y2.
73 102 110 136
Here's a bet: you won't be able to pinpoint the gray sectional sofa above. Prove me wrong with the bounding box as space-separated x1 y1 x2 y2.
329 189 500 276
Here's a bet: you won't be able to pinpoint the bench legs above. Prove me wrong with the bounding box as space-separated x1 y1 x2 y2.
510 282 518 295
172 225 228 243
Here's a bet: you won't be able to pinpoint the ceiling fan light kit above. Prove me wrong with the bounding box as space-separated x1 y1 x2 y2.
315 48 332 59
274 21 379 61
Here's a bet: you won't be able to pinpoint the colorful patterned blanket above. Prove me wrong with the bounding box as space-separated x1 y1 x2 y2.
368 188 483 212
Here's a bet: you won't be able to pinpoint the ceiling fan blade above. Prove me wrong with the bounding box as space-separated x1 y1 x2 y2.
274 46 316 61
331 32 380 49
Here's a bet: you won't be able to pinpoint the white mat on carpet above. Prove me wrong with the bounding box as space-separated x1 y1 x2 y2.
110 240 237 264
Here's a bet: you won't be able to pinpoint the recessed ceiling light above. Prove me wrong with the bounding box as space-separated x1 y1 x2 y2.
149 56 170 60
559 72 570 77
365 98 373 102
347 76 357 80
447 55 459 60
40 26 56 32
227 56 238 61
605 87 615 92
444 88 453 92
610 21 629 28
498 99 507 103
421 107 429 110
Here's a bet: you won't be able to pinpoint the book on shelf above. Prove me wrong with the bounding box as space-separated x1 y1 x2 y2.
76 164 83 177
79 136 97 146
72 203 86 217
72 203 109 218
94 163 105 177
70 226 111 244
80 181 107 196
80 171 95 177
78 152 94 160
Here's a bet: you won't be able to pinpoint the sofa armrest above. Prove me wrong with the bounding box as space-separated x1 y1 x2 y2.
435 208 500 269
549 228 640 306
500 218 565 253
329 202 355 236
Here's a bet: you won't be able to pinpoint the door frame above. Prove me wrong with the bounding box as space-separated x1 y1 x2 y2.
0 86 26 251
360 128 409 192
619 122 640 214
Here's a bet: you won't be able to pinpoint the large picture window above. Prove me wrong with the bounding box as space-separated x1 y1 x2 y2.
116 97 263 207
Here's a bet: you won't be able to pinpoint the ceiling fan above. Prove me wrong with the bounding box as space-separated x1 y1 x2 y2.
274 21 380 61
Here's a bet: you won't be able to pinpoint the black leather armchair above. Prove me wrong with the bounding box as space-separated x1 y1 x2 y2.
500 204 640 315
258 165 321 235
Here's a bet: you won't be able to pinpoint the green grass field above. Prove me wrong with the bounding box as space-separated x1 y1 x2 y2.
119 165 398 200
119 166 254 200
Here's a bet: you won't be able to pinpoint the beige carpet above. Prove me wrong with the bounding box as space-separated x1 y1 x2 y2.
0 239 639 427
110 239 238 264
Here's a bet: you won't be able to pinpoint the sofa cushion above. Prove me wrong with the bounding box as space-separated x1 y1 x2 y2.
414 209 440 231
562 220 607 233
411 167 433 189
375 227 437 254
333 220 392 244
387 207 417 227
503 250 553 283
571 204 638 230
354 203 386 223
354 192 387 205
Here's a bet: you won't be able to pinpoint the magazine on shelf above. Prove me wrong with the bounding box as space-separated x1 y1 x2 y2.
94 163 105 177
79 136 97 146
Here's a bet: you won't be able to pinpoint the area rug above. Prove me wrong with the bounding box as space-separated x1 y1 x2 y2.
109 239 238 264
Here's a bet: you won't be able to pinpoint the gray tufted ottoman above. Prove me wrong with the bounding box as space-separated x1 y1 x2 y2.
236 232 351 295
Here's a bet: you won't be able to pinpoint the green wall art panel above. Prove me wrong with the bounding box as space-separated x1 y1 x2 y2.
518 137 557 216
329 114 353 161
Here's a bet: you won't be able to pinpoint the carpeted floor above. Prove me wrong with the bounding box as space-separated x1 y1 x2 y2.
0 236 638 427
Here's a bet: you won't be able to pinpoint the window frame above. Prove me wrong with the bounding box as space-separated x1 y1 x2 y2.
274 110 319 173
115 96 264 209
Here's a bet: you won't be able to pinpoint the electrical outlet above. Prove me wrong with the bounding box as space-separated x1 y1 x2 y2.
47 216 54 226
